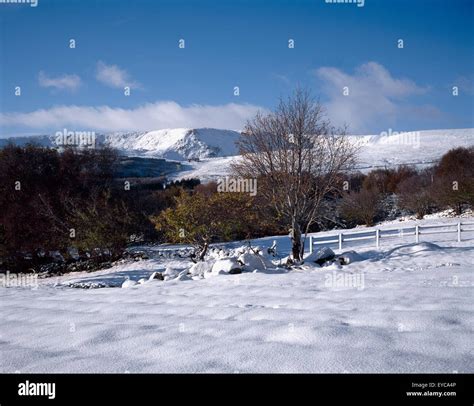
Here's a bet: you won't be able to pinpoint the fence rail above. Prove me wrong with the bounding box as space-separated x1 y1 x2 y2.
308 221 474 253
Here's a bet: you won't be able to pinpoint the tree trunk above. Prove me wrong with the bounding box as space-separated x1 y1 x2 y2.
198 242 209 261
290 222 302 261
190 242 209 263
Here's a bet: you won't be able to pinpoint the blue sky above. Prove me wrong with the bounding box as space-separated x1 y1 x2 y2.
0 0 473 135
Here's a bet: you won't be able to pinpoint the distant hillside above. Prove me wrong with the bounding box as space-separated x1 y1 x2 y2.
0 128 241 161
2 128 472 182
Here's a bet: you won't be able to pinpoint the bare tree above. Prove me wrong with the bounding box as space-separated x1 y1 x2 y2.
232 88 357 261
340 189 381 227
431 147 474 214
397 170 435 219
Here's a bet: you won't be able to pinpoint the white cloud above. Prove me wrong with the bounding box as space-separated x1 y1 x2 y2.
38 71 81 91
95 61 141 89
315 62 428 132
0 101 265 132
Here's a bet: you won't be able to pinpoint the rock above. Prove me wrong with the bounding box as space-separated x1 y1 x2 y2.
312 246 336 266
189 260 215 277
176 270 192 281
128 251 149 261
68 281 109 289
237 252 272 271
148 271 164 281
67 247 80 261
48 251 65 263
121 278 138 288
40 263 63 274
210 258 242 275
163 267 179 278
323 262 343 269
336 251 363 265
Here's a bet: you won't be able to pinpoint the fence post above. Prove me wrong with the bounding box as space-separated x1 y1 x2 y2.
309 236 313 254
338 233 343 250
457 222 461 242
415 225 419 243
375 229 380 248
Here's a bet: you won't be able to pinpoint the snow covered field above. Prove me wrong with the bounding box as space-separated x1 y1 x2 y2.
1 217 473 373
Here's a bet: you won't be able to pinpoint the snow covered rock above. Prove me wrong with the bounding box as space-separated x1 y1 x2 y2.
67 281 109 289
189 260 215 277
176 270 192 281
163 267 180 280
306 246 336 265
148 271 164 281
160 267 193 281
336 251 363 265
322 262 343 270
121 278 138 288
238 252 273 272
210 258 242 276
206 248 232 260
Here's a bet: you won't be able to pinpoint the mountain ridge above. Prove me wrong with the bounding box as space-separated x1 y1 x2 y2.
1 128 472 165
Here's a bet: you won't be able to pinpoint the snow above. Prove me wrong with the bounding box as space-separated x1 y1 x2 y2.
349 128 474 172
238 252 273 272
169 156 237 182
0 128 241 161
210 258 241 276
121 277 138 289
189 261 214 277
102 128 241 160
169 128 474 181
337 250 363 265
305 246 335 265
3 128 472 182
1 216 473 373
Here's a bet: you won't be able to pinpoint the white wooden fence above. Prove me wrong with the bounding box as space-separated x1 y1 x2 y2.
308 221 474 253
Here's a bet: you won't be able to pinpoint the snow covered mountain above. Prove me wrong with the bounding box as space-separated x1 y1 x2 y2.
1 128 472 180
172 128 474 181
101 128 241 160
0 128 241 161
349 128 474 170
